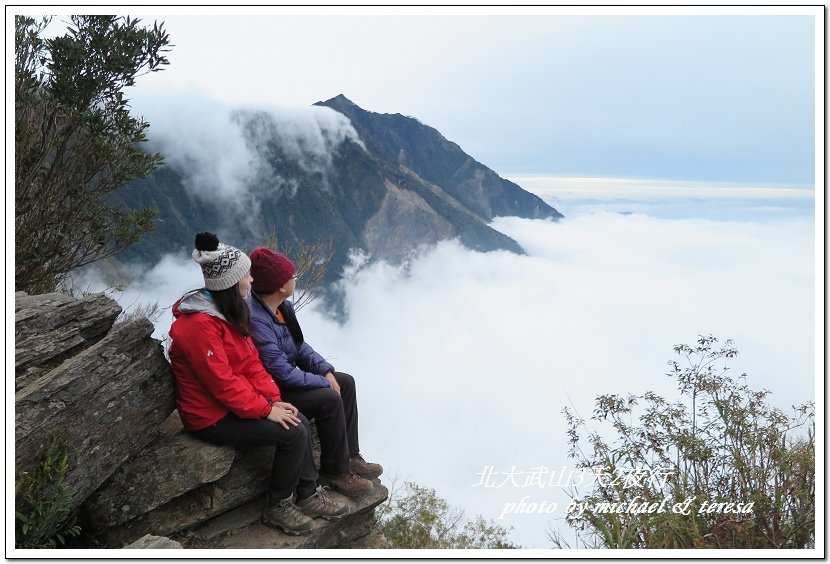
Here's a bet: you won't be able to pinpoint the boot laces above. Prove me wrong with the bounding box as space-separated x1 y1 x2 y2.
278 497 306 520
315 485 338 510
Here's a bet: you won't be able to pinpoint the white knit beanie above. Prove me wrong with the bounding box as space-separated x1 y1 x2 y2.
192 232 251 291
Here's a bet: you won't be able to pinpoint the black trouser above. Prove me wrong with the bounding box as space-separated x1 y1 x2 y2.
280 372 360 476
191 411 318 501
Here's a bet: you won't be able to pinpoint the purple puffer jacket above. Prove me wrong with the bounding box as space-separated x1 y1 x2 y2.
248 292 335 390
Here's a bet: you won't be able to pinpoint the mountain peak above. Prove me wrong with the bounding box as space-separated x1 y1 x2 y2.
317 94 358 108
315 96 562 226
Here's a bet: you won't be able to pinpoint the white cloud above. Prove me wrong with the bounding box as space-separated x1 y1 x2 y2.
295 212 814 547
131 91 363 204
134 94 261 202
249 104 365 166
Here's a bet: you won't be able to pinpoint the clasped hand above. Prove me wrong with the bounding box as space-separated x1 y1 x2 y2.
267 401 301 429
325 372 341 395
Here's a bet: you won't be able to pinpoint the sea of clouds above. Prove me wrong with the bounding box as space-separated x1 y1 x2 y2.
89 178 815 548
297 198 815 548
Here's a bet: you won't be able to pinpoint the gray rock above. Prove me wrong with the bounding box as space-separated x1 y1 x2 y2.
100 420 332 547
123 534 182 549
364 179 456 264
187 497 264 540
15 317 175 510
103 445 276 547
15 291 122 390
83 411 236 528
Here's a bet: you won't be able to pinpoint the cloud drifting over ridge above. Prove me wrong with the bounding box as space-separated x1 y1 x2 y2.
131 91 363 203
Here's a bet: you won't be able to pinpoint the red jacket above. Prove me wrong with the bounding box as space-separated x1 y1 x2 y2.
168 290 281 431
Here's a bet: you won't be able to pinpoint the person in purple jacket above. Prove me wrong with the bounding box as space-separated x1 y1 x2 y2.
247 247 382 498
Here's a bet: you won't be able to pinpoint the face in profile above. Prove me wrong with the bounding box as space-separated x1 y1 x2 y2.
238 271 253 298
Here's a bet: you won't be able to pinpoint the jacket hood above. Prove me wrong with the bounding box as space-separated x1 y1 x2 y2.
172 289 227 322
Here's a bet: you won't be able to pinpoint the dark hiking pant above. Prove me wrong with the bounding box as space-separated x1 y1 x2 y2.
191 411 318 501
280 372 360 476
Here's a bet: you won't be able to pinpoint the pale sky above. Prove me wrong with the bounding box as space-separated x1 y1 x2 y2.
24 6 819 185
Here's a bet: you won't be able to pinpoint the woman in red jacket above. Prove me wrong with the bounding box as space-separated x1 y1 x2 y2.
168 232 347 535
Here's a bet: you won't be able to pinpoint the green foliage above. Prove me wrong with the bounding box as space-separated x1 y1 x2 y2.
15 442 81 549
15 15 171 294
378 481 518 549
553 335 815 549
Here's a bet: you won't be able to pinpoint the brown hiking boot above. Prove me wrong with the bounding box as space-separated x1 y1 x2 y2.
296 486 350 520
319 470 373 498
262 494 314 535
350 454 383 479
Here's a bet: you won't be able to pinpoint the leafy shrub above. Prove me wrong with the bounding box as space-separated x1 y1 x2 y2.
15 442 81 548
378 480 518 549
15 15 170 294
553 335 814 549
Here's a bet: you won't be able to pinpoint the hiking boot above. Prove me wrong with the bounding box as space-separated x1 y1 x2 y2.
350 454 383 479
262 494 313 535
296 485 350 520
319 470 373 497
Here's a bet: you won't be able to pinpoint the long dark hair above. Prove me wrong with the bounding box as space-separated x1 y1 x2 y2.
209 285 250 337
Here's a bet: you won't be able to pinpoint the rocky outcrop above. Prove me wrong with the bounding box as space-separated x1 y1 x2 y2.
95 439 277 546
88 414 388 549
15 291 388 550
83 411 237 530
15 291 122 390
15 294 175 510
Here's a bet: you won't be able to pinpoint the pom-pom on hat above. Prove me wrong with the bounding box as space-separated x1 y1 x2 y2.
250 247 297 295
192 232 251 291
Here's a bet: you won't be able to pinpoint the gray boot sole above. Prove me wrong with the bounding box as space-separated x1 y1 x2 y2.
301 509 349 521
261 516 314 536
318 476 374 498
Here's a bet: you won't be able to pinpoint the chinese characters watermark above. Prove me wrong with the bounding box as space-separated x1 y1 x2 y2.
472 465 754 520
471 465 674 490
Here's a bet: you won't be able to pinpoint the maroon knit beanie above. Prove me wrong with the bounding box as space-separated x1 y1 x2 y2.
250 247 297 295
